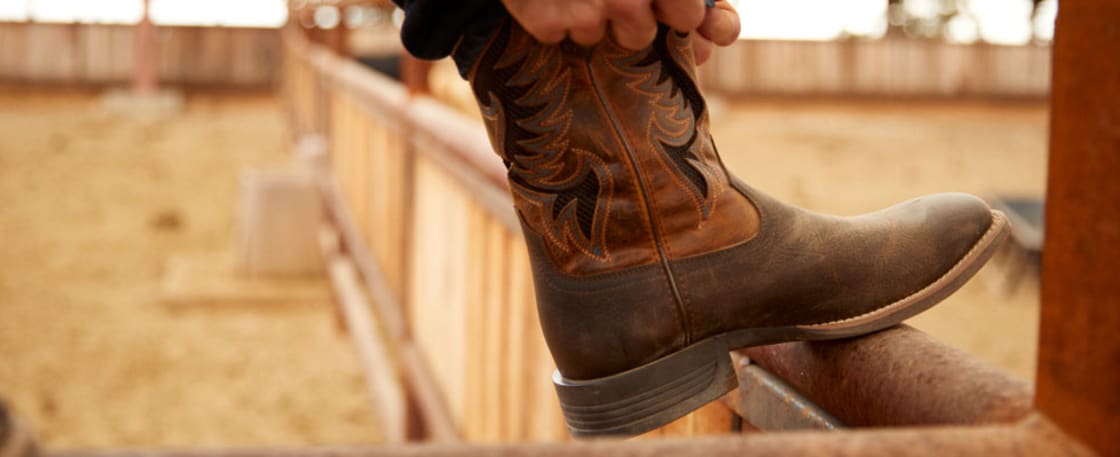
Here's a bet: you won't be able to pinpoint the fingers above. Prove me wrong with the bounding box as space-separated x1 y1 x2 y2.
568 2 609 46
696 0 740 46
692 34 715 65
607 0 658 49
652 0 706 32
504 0 570 44
503 0 716 50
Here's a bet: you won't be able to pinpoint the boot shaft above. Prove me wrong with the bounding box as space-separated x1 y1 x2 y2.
466 20 760 277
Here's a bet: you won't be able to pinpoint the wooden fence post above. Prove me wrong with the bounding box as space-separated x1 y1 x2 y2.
131 0 157 95
400 55 432 95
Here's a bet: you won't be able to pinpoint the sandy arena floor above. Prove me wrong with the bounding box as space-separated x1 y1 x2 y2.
0 90 382 448
0 87 1047 447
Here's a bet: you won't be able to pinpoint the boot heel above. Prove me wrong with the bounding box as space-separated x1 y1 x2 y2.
552 337 737 437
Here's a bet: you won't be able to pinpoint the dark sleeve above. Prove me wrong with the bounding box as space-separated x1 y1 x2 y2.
391 0 507 60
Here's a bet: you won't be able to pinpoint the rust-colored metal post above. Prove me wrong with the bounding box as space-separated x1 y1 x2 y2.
1036 2 1120 456
131 0 158 95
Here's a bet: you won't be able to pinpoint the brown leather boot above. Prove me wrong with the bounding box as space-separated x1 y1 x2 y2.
464 19 1009 437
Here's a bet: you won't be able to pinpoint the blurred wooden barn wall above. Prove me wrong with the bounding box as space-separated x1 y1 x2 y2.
701 38 1051 98
0 22 280 88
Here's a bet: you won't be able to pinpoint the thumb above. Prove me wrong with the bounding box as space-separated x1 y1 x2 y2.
693 35 715 65
697 0 740 46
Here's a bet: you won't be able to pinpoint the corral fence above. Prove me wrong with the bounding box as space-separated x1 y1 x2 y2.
0 22 279 88
702 38 1050 98
279 14 1113 456
0 19 1050 98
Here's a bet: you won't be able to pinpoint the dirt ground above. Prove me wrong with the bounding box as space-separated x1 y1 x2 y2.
0 87 1047 448
0 89 382 448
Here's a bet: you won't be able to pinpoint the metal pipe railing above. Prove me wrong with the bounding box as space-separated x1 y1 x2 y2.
745 325 1033 427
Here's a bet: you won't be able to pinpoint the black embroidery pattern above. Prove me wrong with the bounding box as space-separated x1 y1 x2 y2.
605 27 720 220
472 23 611 258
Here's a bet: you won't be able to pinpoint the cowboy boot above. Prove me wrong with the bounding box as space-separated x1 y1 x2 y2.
463 19 1009 437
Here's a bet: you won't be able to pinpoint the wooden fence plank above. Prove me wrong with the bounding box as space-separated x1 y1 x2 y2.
326 255 407 443
483 220 509 441
503 238 531 441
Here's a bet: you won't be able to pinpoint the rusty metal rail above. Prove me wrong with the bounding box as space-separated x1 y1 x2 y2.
745 325 1034 428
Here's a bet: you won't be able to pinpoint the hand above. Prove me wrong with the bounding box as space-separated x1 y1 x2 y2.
501 0 708 50
692 0 740 65
501 0 740 65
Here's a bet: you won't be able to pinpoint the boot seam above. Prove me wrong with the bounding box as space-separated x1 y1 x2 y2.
585 54 692 345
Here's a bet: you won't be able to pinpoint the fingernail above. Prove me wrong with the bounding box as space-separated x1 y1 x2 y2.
704 0 715 8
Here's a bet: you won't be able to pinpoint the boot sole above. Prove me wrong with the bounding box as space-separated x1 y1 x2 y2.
553 210 1010 437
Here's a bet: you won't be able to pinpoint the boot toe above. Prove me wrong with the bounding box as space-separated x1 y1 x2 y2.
904 192 995 274
795 192 998 323
855 192 997 314
768 192 1000 330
